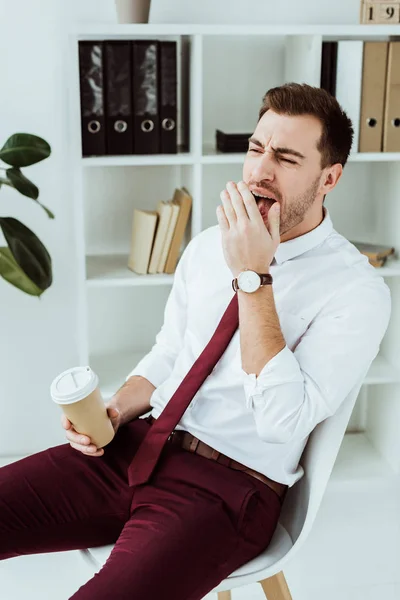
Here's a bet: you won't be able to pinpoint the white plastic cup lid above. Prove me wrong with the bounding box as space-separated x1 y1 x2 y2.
50 366 99 405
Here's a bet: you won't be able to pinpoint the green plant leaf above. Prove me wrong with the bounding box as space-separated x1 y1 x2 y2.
0 247 43 296
5 167 55 219
37 203 54 220
0 133 51 167
6 167 38 199
0 217 52 291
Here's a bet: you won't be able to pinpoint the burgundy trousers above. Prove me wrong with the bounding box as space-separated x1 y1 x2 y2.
0 416 281 600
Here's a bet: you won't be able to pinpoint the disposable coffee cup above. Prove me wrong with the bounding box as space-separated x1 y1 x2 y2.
50 366 115 448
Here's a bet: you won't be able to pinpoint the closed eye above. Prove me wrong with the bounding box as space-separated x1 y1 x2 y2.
248 148 297 164
279 157 297 165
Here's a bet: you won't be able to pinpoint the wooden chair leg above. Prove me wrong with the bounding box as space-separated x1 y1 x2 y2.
259 571 292 600
217 592 232 600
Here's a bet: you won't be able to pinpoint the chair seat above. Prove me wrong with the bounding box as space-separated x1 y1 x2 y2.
83 523 293 592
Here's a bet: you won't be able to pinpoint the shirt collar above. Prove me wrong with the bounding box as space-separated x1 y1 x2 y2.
273 206 333 266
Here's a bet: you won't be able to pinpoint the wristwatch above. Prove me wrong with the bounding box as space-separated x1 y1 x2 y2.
232 269 273 293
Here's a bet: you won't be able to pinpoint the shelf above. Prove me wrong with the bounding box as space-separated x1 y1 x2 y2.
330 432 395 486
92 351 145 400
91 351 400 403
202 146 246 164
364 355 400 384
202 145 400 164
80 151 400 167
349 152 400 162
72 24 400 38
86 255 175 287
377 258 400 277
85 254 400 288
81 152 195 167
60 18 400 504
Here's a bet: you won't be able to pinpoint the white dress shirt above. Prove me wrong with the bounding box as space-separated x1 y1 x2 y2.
126 207 391 487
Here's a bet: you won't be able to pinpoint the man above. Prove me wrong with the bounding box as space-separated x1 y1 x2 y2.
0 83 391 599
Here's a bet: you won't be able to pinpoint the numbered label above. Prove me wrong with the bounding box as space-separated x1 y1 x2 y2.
362 2 400 24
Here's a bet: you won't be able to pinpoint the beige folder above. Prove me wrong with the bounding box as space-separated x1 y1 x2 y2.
383 42 400 152
127 208 159 275
164 188 193 274
147 201 174 274
359 42 389 152
157 200 181 273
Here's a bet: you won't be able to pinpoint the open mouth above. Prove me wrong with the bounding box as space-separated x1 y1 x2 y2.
251 190 278 203
253 194 276 203
252 194 278 215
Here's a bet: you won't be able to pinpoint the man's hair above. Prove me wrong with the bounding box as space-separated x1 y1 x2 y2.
258 83 354 169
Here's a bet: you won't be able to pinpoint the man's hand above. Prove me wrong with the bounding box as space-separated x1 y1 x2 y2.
216 180 280 277
62 402 121 457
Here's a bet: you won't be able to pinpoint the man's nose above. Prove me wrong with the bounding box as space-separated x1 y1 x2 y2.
250 151 275 182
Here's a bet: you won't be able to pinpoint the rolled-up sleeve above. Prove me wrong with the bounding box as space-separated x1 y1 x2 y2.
241 279 391 444
125 238 195 387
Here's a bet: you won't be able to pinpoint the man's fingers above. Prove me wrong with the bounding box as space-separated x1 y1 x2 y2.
216 204 229 231
65 428 102 454
61 411 106 456
220 189 237 226
61 414 72 430
61 415 92 446
269 203 281 241
69 442 104 456
66 429 89 444
237 181 260 221
226 181 248 221
107 407 119 419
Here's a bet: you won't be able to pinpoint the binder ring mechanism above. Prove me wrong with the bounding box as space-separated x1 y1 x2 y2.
392 118 400 128
88 120 101 134
141 119 155 133
162 118 176 132
114 120 128 133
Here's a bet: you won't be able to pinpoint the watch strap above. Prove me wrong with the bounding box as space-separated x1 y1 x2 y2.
231 272 273 292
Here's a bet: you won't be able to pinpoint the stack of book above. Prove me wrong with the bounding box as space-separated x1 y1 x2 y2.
128 187 192 275
320 40 400 152
350 241 395 267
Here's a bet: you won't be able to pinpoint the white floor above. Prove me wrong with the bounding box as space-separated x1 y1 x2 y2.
1 457 399 600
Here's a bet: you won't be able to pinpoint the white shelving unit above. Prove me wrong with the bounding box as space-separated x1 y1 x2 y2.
68 23 400 489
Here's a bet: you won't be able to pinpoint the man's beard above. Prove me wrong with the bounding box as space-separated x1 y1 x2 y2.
278 175 321 235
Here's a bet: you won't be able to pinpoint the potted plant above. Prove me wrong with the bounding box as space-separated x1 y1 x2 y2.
0 133 54 298
115 0 151 23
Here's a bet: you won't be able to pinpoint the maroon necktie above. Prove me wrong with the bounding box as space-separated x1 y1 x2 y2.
128 292 239 487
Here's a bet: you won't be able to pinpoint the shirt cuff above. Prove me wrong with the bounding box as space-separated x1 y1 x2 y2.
241 345 303 410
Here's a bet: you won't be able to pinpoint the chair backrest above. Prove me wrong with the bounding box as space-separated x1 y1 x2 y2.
277 382 362 566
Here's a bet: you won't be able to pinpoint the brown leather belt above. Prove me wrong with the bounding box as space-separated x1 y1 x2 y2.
145 415 287 501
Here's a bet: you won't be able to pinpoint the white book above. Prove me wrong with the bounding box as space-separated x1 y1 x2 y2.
157 201 181 273
335 41 364 154
284 35 323 87
147 201 174 274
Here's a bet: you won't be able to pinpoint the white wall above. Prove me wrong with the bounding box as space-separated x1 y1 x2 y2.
0 0 78 455
0 0 360 455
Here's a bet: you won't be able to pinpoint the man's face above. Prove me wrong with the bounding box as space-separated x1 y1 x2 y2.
242 109 327 240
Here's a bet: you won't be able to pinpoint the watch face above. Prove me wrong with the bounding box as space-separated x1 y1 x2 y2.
237 270 260 292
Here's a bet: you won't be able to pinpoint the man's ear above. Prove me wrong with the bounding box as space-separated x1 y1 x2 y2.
321 163 343 194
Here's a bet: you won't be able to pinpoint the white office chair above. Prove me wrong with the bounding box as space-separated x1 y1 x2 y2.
80 383 361 599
